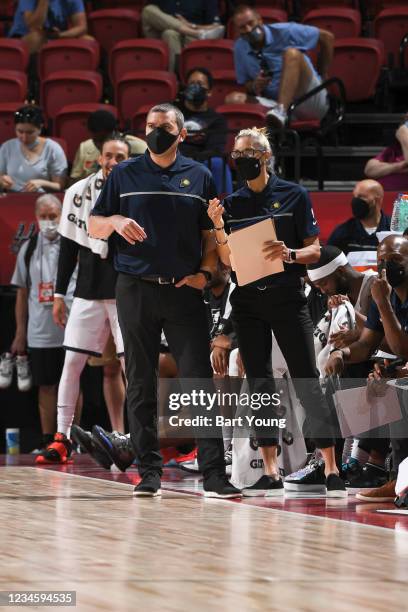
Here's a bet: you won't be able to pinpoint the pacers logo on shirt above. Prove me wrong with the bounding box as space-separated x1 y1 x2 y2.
180 178 190 188
272 202 280 209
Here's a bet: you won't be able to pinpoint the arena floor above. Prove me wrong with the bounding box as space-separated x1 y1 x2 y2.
1 456 408 611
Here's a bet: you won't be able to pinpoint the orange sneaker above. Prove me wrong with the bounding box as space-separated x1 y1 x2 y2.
355 479 396 502
35 433 72 464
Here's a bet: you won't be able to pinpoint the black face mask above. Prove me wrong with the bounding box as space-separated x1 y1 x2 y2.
241 25 264 48
235 157 262 181
146 127 179 155
184 83 208 108
378 260 406 288
351 196 371 220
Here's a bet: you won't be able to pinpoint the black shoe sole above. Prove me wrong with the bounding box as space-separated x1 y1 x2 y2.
92 425 133 472
71 425 112 470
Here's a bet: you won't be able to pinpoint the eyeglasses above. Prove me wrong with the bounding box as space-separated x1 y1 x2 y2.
230 148 266 159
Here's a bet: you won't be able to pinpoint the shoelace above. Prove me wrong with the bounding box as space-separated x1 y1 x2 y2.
16 360 30 378
0 357 13 376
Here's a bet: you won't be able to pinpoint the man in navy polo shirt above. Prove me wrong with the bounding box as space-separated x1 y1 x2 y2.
326 235 408 503
328 179 391 257
89 103 241 499
226 4 333 129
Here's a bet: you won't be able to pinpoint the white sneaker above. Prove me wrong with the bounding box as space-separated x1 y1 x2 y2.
15 355 32 392
198 25 225 40
0 353 14 389
266 104 288 129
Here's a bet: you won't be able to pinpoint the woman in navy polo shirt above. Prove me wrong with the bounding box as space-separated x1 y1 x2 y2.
208 127 345 497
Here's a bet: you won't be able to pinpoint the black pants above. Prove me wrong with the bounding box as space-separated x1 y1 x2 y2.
230 285 335 448
116 274 225 480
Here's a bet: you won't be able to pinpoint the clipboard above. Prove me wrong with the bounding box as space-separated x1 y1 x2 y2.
228 218 284 286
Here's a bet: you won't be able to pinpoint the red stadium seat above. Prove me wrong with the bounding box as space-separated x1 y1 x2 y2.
0 102 22 144
210 70 245 108
109 39 169 84
131 103 151 136
365 1 408 20
115 70 177 124
303 8 361 38
179 40 235 82
328 38 384 101
41 70 103 120
55 103 119 162
49 136 68 158
0 40 29 72
0 71 27 103
374 7 408 66
38 40 100 80
88 9 141 53
292 1 356 18
215 103 266 153
227 9 288 39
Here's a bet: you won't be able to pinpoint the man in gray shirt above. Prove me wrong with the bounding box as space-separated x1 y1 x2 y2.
10 194 76 451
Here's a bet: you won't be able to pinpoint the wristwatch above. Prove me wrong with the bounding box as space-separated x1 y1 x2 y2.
285 249 297 263
198 269 212 284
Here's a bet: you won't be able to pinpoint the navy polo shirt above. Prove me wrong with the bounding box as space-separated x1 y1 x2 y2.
365 291 408 335
91 151 215 277
223 174 319 288
327 211 391 256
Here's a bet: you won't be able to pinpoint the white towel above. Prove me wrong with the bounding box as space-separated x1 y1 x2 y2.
58 170 108 259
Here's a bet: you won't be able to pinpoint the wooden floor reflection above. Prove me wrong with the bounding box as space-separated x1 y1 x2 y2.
1 464 408 611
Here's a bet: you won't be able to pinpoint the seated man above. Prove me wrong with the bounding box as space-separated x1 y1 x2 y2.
365 118 408 191
70 110 147 183
327 179 391 258
8 0 92 54
176 67 232 194
226 4 334 128
142 0 225 72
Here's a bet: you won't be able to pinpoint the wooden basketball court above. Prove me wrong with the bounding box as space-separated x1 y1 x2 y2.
1 456 408 611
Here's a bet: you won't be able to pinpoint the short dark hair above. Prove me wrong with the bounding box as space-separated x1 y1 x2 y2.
233 3 258 19
101 133 131 156
14 105 44 127
87 110 117 134
148 103 184 131
185 67 214 90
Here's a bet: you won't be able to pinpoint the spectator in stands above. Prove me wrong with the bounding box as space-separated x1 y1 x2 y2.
326 235 408 503
0 106 67 193
225 5 334 128
327 179 391 257
365 120 408 191
10 194 77 452
142 1 225 72
70 110 147 183
176 67 233 193
8 0 92 54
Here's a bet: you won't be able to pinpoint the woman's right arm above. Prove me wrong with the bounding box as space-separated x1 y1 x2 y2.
208 197 231 267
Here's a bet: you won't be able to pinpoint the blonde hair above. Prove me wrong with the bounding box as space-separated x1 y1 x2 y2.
234 126 274 171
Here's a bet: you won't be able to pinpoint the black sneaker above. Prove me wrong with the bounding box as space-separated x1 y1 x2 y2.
92 425 135 472
345 462 388 490
133 472 161 497
326 473 348 498
284 458 326 493
243 475 284 497
71 424 112 470
203 475 242 498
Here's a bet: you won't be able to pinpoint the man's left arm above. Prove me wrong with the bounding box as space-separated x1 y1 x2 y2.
317 29 334 80
58 5 88 38
372 272 408 358
175 230 217 290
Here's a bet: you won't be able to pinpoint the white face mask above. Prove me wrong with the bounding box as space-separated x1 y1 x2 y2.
38 219 59 240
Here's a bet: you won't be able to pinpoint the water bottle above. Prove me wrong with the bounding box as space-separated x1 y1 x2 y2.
6 428 20 454
390 193 408 232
